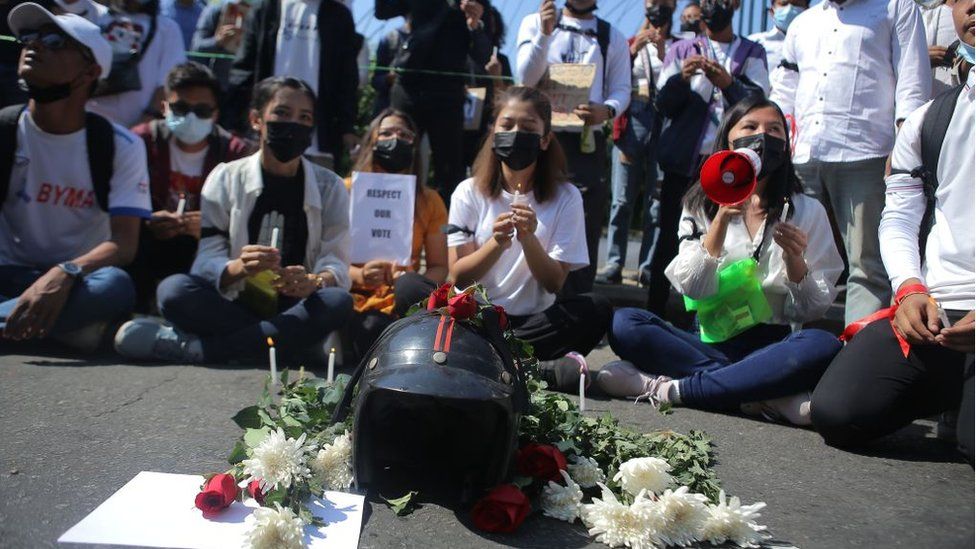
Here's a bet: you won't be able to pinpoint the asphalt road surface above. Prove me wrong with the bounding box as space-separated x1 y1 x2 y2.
1 343 972 549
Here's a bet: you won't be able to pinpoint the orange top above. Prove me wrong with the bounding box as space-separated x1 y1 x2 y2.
344 176 448 314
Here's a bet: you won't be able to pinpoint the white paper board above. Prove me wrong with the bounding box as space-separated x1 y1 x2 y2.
58 471 364 549
348 171 416 267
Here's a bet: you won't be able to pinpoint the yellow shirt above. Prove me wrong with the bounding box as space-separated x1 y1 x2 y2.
344 176 448 314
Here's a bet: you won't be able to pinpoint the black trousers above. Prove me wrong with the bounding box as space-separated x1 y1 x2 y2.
811 317 974 464
646 170 693 315
125 228 198 314
508 292 612 361
347 272 438 360
557 130 609 295
390 83 465 202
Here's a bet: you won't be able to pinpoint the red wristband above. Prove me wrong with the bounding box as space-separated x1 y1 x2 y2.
895 283 928 305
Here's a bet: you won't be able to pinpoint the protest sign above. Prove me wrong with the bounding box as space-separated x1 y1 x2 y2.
349 172 416 266
539 64 596 131
463 87 487 131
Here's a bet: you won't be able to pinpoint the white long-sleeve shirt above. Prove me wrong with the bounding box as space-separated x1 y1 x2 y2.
515 13 631 128
665 194 845 324
880 71 974 311
770 0 931 164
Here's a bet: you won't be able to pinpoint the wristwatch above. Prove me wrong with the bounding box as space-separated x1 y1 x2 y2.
58 261 83 279
605 104 617 119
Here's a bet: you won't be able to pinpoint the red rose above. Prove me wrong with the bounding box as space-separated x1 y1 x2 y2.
447 293 478 319
427 283 452 311
516 443 567 482
247 479 265 505
493 305 508 330
470 484 531 533
194 473 239 518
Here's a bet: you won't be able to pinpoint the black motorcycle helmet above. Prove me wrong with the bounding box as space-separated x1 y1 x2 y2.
334 309 528 501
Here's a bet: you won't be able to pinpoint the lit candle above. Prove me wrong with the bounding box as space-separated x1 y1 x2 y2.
512 182 525 205
270 227 280 250
578 372 586 412
175 194 186 216
298 365 305 381
327 347 336 383
779 199 791 224
267 337 278 386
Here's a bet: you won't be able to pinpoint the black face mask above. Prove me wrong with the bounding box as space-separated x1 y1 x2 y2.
373 138 414 173
680 19 701 33
701 0 735 32
732 132 788 179
646 5 674 28
264 121 313 163
565 1 598 16
19 78 72 104
493 131 542 171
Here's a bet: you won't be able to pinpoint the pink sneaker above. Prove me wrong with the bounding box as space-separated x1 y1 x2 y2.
596 361 673 407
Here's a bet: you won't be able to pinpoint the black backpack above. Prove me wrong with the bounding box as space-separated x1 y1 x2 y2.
908 84 966 255
0 104 115 211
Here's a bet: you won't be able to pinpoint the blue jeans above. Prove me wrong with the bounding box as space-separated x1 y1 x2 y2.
605 100 660 275
0 265 135 335
609 308 842 410
157 274 353 362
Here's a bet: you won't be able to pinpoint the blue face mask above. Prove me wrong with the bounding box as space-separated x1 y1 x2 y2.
772 4 803 32
958 41 975 65
165 111 214 145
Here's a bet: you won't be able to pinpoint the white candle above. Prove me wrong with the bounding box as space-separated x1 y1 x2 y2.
779 200 791 224
267 337 278 386
175 195 186 216
270 227 280 250
578 373 586 412
327 347 336 383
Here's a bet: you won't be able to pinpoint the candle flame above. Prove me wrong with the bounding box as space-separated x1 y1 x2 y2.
330 347 336 353
267 337 274 347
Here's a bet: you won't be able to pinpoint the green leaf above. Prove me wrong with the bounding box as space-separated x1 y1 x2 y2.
231 406 263 429
382 491 420 517
227 439 248 464
244 427 271 448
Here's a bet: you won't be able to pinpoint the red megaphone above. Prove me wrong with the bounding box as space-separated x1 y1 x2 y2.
699 148 762 206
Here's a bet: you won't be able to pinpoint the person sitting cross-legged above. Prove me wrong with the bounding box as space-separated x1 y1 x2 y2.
0 4 150 353
114 76 353 364
603 97 844 426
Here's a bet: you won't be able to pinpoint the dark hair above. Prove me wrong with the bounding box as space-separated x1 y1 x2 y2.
250 76 317 118
682 95 803 222
488 6 506 47
165 62 220 103
353 108 428 214
471 86 568 204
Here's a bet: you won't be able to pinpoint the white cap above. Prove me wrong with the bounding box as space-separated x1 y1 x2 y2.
8 2 112 80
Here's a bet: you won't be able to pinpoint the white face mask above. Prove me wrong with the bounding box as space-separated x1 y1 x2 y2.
165 111 214 145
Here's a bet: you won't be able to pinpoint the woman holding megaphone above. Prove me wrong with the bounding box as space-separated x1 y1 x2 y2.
602 96 844 426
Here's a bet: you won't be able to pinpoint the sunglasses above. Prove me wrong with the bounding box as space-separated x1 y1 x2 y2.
168 101 216 119
17 29 74 49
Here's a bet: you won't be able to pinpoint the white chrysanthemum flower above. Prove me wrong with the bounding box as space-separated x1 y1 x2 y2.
568 455 605 488
242 428 314 492
613 457 674 497
656 486 709 547
540 470 584 523
309 431 353 492
245 503 306 549
581 484 660 549
699 490 768 548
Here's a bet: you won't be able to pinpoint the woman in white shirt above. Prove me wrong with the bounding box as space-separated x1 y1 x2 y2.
448 86 612 392
601 96 845 425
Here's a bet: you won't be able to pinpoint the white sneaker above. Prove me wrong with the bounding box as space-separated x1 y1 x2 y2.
741 391 812 426
53 321 108 353
596 360 673 407
114 318 204 363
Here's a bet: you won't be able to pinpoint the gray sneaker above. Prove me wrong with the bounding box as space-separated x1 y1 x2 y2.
114 318 204 363
596 360 672 407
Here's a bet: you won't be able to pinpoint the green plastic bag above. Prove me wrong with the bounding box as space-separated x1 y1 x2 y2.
238 270 279 319
683 258 773 343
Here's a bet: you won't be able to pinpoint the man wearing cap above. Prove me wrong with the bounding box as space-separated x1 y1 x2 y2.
0 3 151 352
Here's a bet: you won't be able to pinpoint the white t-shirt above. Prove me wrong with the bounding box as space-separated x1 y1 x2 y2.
447 178 589 316
87 12 187 127
0 111 151 268
167 142 208 211
697 38 734 155
273 0 321 93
